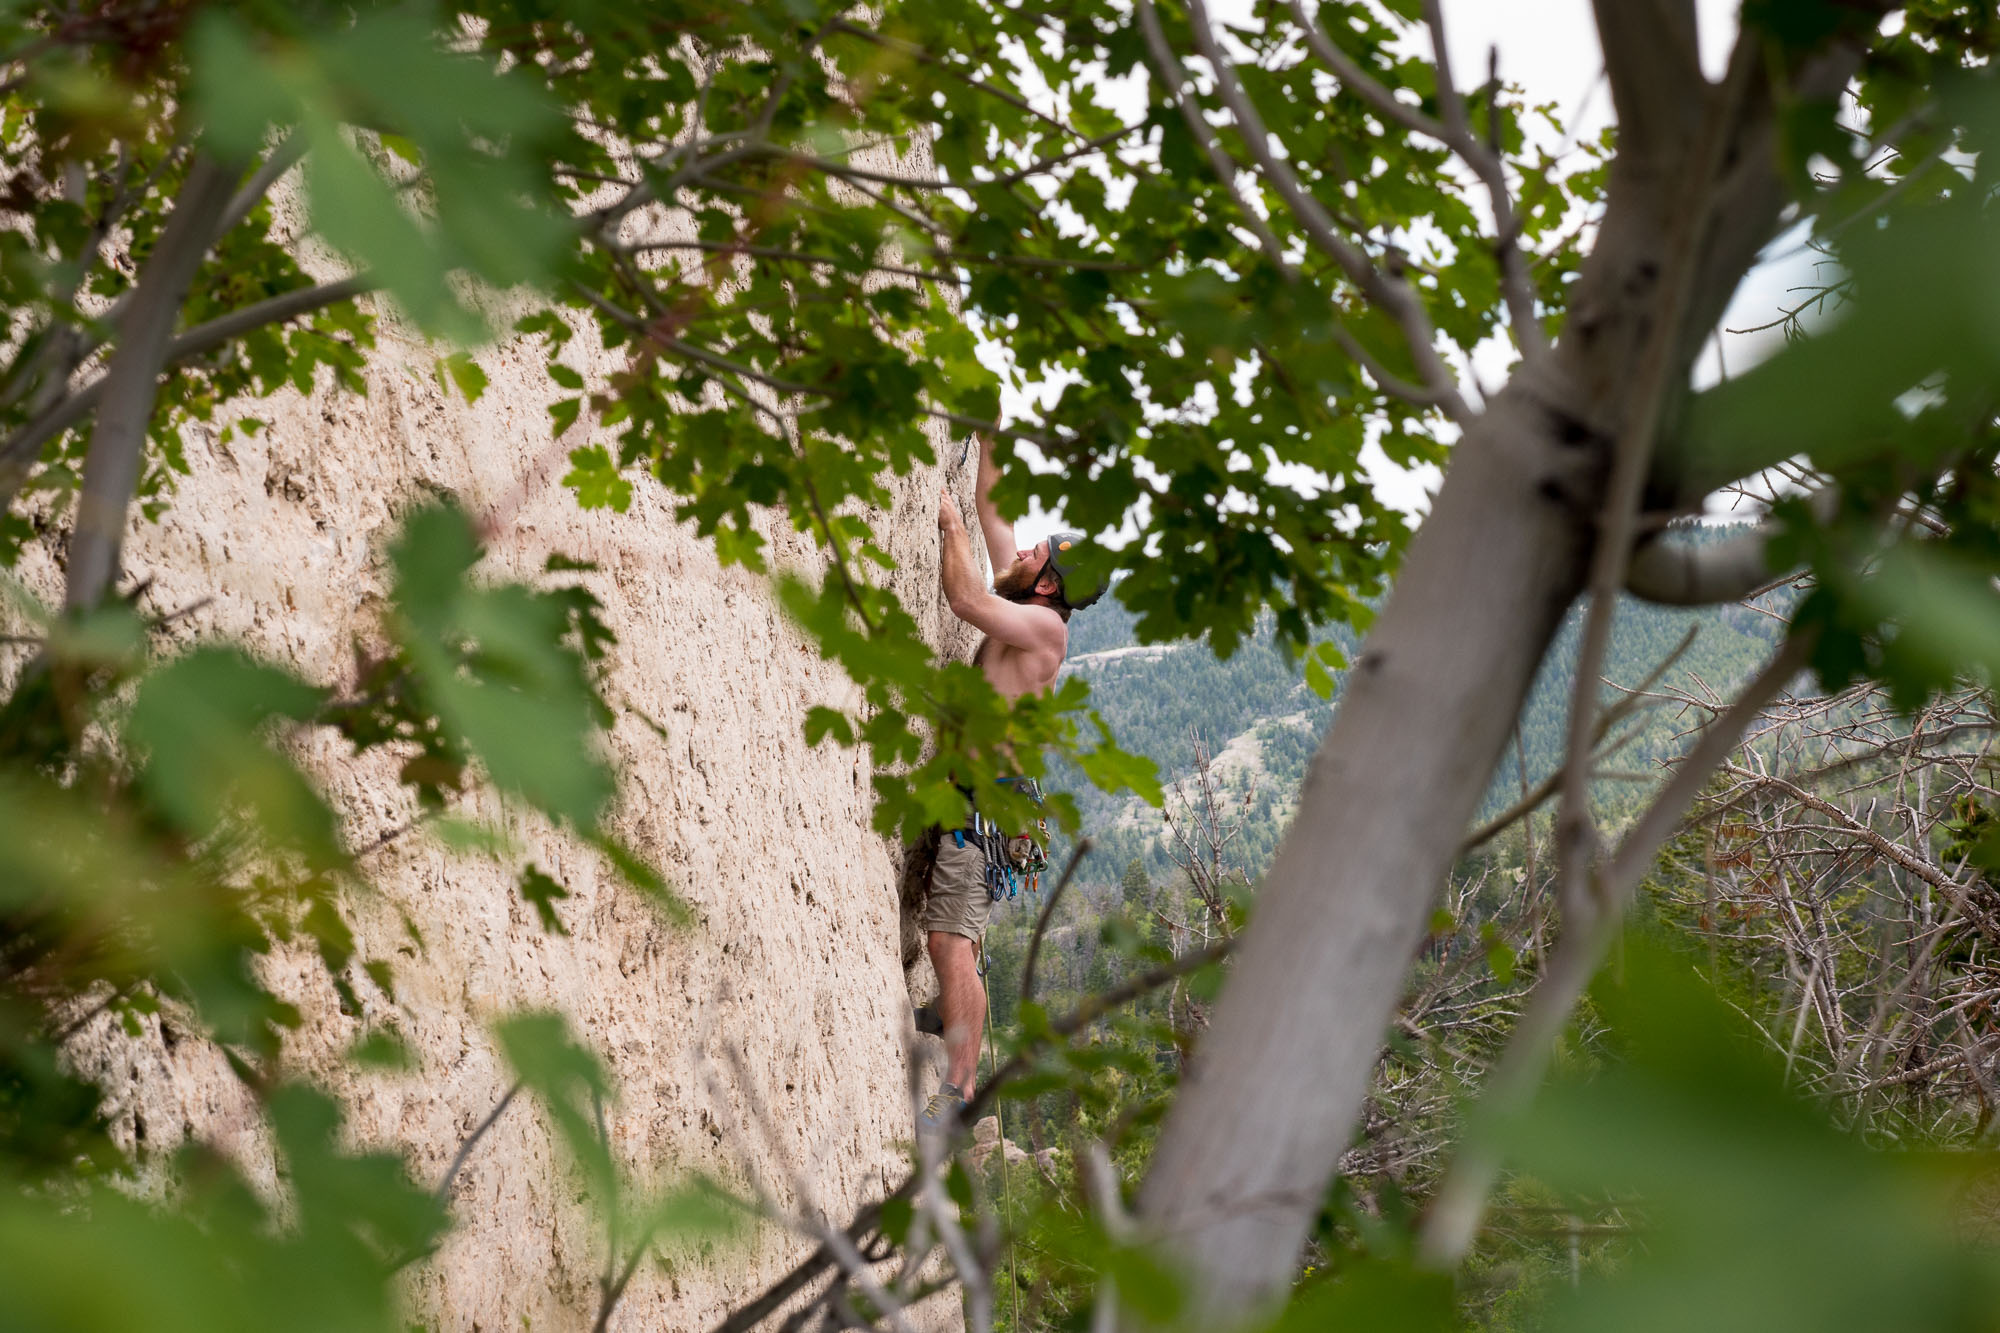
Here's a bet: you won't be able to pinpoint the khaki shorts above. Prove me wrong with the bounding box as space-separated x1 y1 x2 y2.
921 833 991 941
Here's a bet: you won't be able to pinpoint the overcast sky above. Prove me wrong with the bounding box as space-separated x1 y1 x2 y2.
998 0 1820 539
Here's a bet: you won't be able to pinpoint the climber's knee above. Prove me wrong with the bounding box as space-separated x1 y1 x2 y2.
927 929 977 976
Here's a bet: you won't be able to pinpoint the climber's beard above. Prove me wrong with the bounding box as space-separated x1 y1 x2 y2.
992 555 1043 602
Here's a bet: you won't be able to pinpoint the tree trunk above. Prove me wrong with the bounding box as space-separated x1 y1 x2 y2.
1126 43 1809 1302
1134 364 1599 1318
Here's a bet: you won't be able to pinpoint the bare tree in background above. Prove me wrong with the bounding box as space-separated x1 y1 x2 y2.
1155 728 1252 1052
1161 727 1250 938
1665 682 2000 1138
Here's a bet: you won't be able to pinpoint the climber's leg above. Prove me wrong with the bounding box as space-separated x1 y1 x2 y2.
919 833 993 1102
926 930 985 1093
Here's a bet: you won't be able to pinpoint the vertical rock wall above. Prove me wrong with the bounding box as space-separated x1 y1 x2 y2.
30 292 978 1329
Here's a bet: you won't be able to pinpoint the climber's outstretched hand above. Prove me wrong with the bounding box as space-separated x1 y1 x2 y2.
938 487 962 532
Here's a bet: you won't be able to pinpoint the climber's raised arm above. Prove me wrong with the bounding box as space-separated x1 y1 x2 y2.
939 489 1065 668
972 436 1018 576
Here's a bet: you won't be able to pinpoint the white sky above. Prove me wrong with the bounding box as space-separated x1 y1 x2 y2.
997 0 1827 541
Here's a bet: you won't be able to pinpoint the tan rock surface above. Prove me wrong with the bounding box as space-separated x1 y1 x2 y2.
968 1117 1055 1177
24 279 979 1332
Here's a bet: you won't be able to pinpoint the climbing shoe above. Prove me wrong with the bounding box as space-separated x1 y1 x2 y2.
913 1004 944 1036
918 1083 967 1139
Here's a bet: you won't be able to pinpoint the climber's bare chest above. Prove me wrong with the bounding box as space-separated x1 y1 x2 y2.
973 634 1062 701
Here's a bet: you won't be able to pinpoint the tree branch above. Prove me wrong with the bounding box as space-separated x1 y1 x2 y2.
1459 625 1699 854
1021 839 1092 1008
434 1081 522 1208
1643 31 1875 510
707 938 1234 1333
966 938 1233 1124
1328 321 1464 415
1625 489 1836 604
1418 0 1547 359
0 150 137 415
1715 763 2000 947
15 134 301 424
1135 0 1292 273
585 134 764 238
217 133 305 242
827 19 1087 144
1603 630 1815 902
1590 0 1703 165
0 276 376 509
1286 0 1451 147
1418 628 1812 1267
1624 523 1779 605
708 1185 919 1333
64 154 239 612
1640 23 1872 504
1177 0 1474 424
1552 39 1760 939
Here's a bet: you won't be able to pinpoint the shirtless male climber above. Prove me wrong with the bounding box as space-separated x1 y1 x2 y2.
920 439 1103 1135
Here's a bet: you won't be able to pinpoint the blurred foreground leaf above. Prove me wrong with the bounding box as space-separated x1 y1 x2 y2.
1502 937 2000 1333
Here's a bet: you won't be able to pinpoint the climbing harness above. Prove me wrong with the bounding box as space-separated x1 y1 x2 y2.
951 777 1052 904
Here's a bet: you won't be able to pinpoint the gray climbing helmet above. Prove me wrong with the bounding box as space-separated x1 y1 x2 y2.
1041 531 1106 610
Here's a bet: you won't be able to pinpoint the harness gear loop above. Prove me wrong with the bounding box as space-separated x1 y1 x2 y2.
963 778 1050 903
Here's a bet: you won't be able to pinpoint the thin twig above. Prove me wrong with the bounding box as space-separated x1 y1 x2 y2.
1551 39 1760 948
711 1046 922 1333
1021 839 1093 1008
1135 0 1292 272
217 134 306 241
708 940 1234 1333
0 276 376 505
1461 625 1700 853
828 19 1086 143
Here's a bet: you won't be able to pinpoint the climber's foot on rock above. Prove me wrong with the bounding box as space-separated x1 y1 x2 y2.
917 1082 967 1147
913 1004 944 1036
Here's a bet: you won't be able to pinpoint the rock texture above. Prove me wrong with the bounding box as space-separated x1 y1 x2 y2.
22 258 979 1331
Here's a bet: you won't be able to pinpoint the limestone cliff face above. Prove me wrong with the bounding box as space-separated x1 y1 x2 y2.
33 292 976 1330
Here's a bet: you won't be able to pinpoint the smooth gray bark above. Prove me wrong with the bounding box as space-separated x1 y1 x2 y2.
1133 82 1697 1327
1625 524 1776 604
64 154 238 611
1415 628 1813 1265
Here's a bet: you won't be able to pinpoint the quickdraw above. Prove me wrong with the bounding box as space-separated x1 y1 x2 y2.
954 777 1052 903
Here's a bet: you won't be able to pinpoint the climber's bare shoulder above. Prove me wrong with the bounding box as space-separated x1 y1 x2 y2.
971 613 1067 701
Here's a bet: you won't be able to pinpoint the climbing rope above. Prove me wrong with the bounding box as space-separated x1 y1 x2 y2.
980 935 1022 1332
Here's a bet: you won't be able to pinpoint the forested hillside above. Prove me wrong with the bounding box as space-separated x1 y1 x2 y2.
1050 524 1795 890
